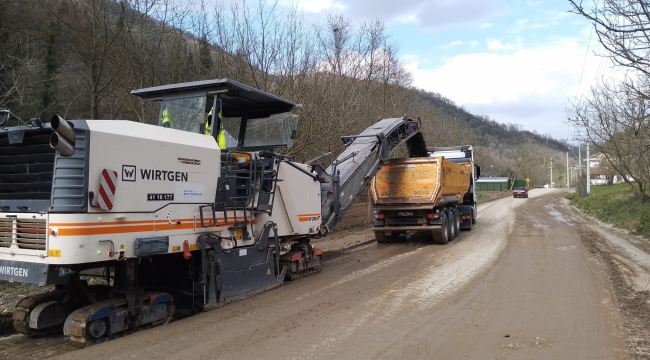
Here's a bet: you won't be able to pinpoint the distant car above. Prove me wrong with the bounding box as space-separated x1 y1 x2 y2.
513 187 528 198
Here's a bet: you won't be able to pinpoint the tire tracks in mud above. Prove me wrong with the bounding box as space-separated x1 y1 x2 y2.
286 194 520 360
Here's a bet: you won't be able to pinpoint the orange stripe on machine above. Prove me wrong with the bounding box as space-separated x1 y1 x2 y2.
49 218 245 236
298 213 321 222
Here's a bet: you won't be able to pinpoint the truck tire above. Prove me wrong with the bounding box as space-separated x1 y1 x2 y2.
453 209 461 236
447 211 456 241
471 209 476 224
375 231 390 243
432 214 449 245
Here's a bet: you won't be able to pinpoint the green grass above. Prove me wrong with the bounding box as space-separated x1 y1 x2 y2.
568 183 650 238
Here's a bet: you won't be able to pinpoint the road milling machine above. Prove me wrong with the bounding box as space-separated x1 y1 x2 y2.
0 78 421 345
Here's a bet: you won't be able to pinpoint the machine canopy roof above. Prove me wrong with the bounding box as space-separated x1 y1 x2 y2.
130 78 299 119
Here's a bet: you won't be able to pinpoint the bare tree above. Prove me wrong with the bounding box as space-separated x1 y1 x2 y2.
567 78 650 201
569 0 650 80
41 0 128 119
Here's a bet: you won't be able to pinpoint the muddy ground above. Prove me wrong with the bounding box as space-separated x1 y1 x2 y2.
5 188 648 359
0 190 512 334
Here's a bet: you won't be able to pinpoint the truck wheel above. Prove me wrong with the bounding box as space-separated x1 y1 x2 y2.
375 231 390 243
432 214 449 245
447 211 456 241
471 210 476 224
453 209 461 236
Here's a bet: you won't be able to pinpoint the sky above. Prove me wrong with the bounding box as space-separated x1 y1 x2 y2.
275 0 618 143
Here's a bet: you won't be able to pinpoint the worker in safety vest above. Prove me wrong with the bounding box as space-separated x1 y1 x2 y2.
161 108 172 128
206 105 226 150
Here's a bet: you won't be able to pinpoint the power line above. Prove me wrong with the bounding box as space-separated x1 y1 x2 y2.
576 24 594 98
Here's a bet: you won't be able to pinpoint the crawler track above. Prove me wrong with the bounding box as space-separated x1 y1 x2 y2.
12 290 67 336
287 264 322 281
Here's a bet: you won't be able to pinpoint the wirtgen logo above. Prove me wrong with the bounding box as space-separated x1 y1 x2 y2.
122 165 137 181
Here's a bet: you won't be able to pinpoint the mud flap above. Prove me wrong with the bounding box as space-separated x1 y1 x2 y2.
459 204 474 231
29 301 67 330
200 222 287 311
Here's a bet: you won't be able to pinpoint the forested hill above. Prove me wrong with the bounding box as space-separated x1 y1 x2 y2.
416 90 569 153
0 0 570 186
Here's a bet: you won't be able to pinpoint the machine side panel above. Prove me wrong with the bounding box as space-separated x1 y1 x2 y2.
85 121 220 213
257 162 321 237
50 125 90 213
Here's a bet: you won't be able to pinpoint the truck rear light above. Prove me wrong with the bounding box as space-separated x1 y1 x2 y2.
461 215 470 220
426 213 440 219
376 213 385 220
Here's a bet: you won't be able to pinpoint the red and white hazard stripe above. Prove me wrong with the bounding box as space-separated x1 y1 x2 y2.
97 169 118 211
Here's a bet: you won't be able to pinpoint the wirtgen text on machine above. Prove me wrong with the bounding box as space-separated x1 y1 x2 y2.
140 169 188 182
0 266 28 277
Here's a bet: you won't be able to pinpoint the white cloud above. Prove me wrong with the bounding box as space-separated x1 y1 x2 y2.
480 22 494 29
278 0 345 13
415 0 507 29
486 39 517 50
278 0 507 29
442 40 479 49
403 38 613 139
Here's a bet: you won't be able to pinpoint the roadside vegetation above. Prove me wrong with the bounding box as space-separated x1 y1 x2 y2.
569 183 650 238
568 1 650 202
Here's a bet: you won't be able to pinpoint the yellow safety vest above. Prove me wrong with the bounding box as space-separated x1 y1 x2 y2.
217 119 226 150
207 107 226 150
204 108 212 135
161 109 172 128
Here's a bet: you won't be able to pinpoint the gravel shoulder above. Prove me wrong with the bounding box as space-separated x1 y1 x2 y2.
566 195 650 359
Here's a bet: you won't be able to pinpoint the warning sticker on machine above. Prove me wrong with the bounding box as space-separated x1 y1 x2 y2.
175 183 205 201
147 193 174 201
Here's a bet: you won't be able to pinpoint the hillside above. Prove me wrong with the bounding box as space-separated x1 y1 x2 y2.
0 0 569 186
417 90 569 152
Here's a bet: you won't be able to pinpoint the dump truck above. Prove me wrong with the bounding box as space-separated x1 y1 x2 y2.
370 145 480 244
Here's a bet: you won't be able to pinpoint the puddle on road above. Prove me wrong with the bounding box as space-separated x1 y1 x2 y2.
544 204 573 226
533 220 549 229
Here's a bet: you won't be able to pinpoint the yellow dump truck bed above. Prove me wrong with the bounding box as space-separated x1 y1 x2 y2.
371 157 471 206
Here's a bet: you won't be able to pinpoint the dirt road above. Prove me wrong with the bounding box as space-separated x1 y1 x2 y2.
4 189 649 359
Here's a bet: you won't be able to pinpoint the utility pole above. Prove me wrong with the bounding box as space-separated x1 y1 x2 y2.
578 145 581 185
550 157 553 188
566 151 569 188
586 143 590 194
